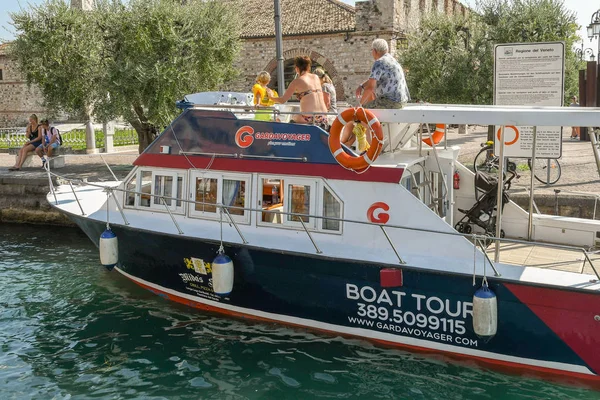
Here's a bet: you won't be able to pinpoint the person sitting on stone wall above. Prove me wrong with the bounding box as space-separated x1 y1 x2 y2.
35 119 61 168
9 114 43 171
267 56 329 130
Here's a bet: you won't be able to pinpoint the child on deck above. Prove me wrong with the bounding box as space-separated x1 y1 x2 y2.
252 71 278 121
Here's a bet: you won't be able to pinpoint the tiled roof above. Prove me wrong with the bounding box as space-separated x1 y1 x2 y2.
240 0 355 38
0 43 9 55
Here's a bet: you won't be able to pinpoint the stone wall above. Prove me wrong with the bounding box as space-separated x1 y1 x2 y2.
0 51 48 128
229 0 468 101
231 32 390 103
0 174 72 225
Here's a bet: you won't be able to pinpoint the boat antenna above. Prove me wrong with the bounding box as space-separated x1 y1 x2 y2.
274 0 285 95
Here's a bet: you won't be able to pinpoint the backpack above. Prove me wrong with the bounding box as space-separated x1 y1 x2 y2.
47 126 63 145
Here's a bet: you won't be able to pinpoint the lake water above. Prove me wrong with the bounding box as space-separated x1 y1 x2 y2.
0 223 598 399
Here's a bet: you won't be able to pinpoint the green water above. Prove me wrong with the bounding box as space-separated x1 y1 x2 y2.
0 223 598 399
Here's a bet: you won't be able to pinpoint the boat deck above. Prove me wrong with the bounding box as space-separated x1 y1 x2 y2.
487 242 600 276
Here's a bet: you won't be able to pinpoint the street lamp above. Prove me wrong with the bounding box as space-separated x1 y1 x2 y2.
575 45 596 62
586 9 600 60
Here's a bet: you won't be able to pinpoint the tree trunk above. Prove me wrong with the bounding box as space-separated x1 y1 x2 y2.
128 121 158 153
487 125 494 142
129 103 159 153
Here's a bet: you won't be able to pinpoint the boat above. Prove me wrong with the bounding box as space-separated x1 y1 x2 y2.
47 91 600 388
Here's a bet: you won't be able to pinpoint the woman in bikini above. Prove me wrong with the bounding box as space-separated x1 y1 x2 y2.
10 114 43 171
267 56 328 129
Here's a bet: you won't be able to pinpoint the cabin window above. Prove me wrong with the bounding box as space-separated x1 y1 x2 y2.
194 177 218 213
125 175 137 206
154 175 174 206
140 171 152 207
259 176 316 228
123 169 184 212
189 172 250 222
322 186 341 231
176 177 183 207
260 178 284 224
287 184 311 224
223 178 246 216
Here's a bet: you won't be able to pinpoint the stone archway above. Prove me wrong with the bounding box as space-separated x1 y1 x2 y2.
264 48 345 100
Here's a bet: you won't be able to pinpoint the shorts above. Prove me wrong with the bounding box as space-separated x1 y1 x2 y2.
30 141 42 149
48 142 61 150
365 97 405 109
294 114 329 131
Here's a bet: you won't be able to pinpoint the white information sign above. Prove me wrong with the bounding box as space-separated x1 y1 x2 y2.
493 42 564 158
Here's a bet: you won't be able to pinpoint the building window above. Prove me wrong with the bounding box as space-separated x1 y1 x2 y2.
0 69 3 81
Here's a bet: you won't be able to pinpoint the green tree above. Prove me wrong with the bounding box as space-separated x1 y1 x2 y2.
401 0 580 105
9 0 241 151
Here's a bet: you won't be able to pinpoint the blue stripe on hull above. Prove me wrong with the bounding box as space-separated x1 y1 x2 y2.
72 215 592 375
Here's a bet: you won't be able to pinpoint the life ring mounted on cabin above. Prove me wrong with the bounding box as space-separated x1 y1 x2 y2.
422 124 445 146
328 108 384 173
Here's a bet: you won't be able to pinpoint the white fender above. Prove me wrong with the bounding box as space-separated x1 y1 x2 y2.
99 229 118 271
212 253 234 296
472 284 497 339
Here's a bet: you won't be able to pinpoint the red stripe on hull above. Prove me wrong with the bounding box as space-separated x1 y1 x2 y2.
134 154 404 183
127 274 600 390
504 283 600 377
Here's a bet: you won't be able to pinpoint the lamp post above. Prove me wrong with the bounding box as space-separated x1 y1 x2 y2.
575 45 596 62
587 9 600 59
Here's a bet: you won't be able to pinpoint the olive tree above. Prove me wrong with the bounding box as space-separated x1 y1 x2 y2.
10 0 241 151
400 0 580 105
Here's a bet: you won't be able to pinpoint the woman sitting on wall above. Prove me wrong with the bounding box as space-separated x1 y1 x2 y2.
9 114 43 171
267 56 329 130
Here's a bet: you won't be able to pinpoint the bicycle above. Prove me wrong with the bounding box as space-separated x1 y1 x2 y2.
473 141 561 185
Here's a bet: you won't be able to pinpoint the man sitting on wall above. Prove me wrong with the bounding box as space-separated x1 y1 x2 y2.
36 119 62 168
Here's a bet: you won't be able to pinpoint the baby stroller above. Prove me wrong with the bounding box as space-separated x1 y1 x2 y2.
454 170 517 238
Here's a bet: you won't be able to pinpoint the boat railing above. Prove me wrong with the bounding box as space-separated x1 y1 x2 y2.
46 170 600 282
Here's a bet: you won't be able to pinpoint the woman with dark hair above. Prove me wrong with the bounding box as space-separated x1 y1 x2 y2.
9 114 43 171
268 56 328 129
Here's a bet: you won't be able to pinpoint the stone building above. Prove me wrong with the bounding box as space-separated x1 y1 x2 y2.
0 0 467 127
233 0 468 101
0 43 48 127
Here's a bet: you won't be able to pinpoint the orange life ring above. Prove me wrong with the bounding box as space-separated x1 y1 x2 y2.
496 125 519 146
422 124 445 146
328 108 384 172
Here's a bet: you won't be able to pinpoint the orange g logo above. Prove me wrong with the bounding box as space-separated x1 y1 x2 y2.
367 202 390 224
496 126 519 146
235 126 254 148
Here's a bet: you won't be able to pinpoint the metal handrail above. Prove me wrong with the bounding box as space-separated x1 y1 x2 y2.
47 170 600 280
222 206 248 244
160 197 184 235
107 188 130 226
380 225 405 264
68 181 85 215
299 218 322 254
